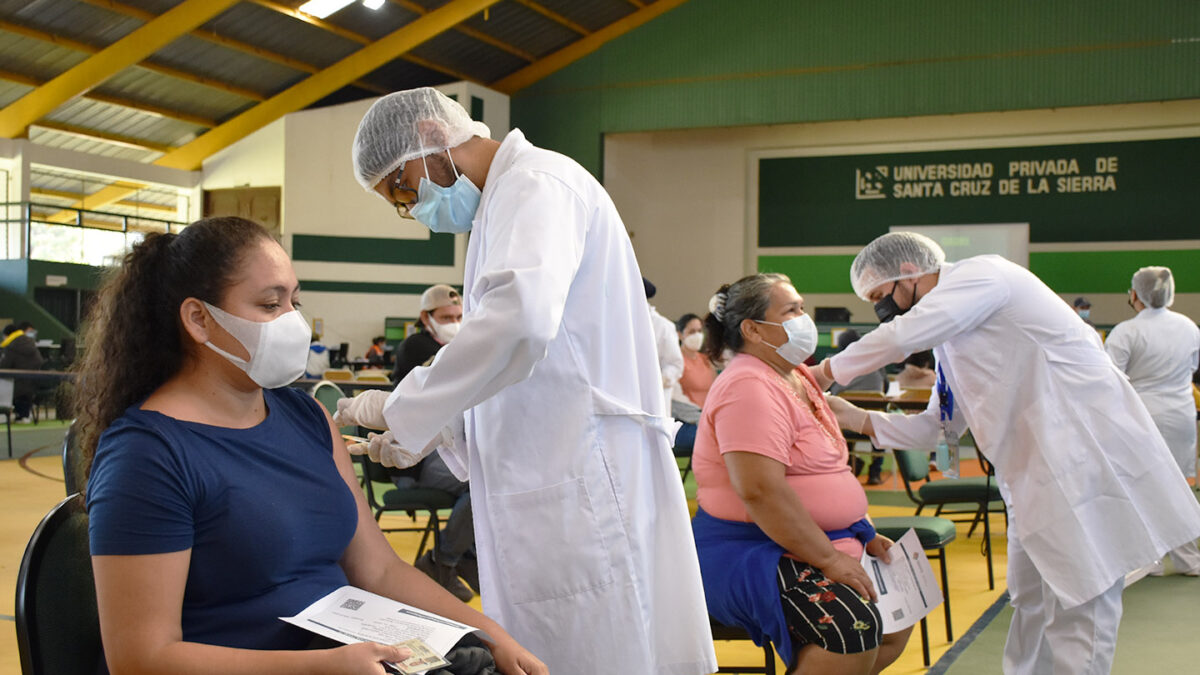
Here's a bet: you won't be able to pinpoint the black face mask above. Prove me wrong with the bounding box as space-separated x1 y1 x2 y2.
874 281 908 323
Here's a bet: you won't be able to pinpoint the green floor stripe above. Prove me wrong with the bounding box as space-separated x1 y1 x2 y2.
928 591 1010 674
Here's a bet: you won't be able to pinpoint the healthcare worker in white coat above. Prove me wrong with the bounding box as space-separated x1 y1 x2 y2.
1105 266 1200 576
816 232 1200 675
337 88 716 675
644 277 685 415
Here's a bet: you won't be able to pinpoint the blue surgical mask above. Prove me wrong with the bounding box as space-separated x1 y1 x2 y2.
409 151 480 234
1077 309 1090 320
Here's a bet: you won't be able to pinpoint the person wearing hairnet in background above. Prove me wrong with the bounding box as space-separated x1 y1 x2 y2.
813 232 1200 675
1105 266 1200 576
333 87 717 675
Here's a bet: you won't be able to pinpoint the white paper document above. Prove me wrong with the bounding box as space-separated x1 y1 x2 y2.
282 586 481 672
860 528 943 632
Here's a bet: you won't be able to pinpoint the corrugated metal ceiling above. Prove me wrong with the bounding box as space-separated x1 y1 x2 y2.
0 0 668 201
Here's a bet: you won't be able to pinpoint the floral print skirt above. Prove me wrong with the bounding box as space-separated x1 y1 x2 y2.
776 558 882 657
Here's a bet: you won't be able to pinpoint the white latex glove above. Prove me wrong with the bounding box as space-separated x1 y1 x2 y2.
346 430 436 469
813 357 835 391
332 390 390 430
825 393 869 434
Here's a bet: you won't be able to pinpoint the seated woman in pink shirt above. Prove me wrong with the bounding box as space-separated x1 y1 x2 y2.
691 273 911 675
676 312 718 408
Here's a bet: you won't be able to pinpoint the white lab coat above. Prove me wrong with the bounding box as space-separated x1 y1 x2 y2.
830 255 1200 609
384 129 716 675
1105 307 1200 478
650 304 685 414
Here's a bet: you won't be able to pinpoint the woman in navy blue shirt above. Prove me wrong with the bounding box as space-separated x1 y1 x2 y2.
75 217 545 675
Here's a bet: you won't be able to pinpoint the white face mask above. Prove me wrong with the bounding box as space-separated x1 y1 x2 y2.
756 314 818 366
203 302 312 389
682 332 704 352
429 317 461 343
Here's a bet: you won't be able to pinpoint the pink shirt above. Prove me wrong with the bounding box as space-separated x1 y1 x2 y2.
680 351 716 407
694 354 869 557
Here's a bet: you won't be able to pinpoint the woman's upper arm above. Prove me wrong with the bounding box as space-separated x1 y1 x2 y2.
318 403 405 590
92 551 191 670
723 451 789 504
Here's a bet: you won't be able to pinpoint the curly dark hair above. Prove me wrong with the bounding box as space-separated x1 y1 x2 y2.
71 216 274 485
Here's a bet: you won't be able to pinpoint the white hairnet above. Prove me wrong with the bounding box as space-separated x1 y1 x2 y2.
1131 266 1174 308
352 87 490 192
850 231 946 300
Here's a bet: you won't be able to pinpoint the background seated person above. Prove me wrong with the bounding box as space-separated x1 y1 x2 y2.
385 282 477 601
672 312 717 451
691 273 911 675
391 284 462 384
365 336 388 367
0 319 44 422
895 350 936 390
74 217 543 675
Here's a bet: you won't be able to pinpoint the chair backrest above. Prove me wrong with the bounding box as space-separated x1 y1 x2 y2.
322 368 354 381
16 493 103 675
311 380 357 437
310 380 346 415
354 371 390 383
62 420 86 497
893 448 931 483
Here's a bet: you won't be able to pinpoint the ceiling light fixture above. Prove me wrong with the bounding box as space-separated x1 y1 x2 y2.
297 0 356 19
363 0 386 9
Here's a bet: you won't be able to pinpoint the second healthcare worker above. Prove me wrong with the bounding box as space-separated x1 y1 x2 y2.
335 88 716 675
1105 266 1200 576
818 232 1200 675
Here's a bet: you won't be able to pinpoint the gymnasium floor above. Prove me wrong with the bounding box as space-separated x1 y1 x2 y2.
1 426 1195 674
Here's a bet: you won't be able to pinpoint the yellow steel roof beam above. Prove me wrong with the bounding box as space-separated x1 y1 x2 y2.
0 68 218 128
255 0 485 85
0 0 240 138
31 121 175 154
42 0 501 222
511 0 591 36
31 187 177 214
157 0 501 172
0 19 265 101
389 0 536 62
76 0 389 94
492 0 689 94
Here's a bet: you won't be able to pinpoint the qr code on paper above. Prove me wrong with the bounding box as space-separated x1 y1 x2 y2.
892 609 905 621
340 599 365 611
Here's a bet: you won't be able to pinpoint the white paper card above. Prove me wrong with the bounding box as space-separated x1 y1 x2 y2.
860 528 944 632
282 586 481 673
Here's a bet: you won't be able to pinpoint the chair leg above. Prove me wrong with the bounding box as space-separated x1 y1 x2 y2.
763 643 776 675
939 551 953 641
680 456 693 483
919 616 930 666
984 500 995 590
966 502 986 538
415 511 439 563
5 413 10 459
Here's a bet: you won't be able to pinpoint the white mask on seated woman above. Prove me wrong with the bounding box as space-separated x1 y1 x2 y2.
203 302 313 388
755 314 818 366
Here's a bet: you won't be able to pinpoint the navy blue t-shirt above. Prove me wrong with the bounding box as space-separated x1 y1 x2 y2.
87 387 357 651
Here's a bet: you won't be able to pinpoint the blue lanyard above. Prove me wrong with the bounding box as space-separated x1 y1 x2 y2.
937 364 954 422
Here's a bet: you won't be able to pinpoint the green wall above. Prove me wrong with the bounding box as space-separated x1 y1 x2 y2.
511 0 1200 177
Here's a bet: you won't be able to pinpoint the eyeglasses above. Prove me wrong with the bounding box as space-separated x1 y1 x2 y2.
389 174 417 219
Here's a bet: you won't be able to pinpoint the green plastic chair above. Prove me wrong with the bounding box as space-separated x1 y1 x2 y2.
892 448 1002 589
358 455 456 563
873 516 957 667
